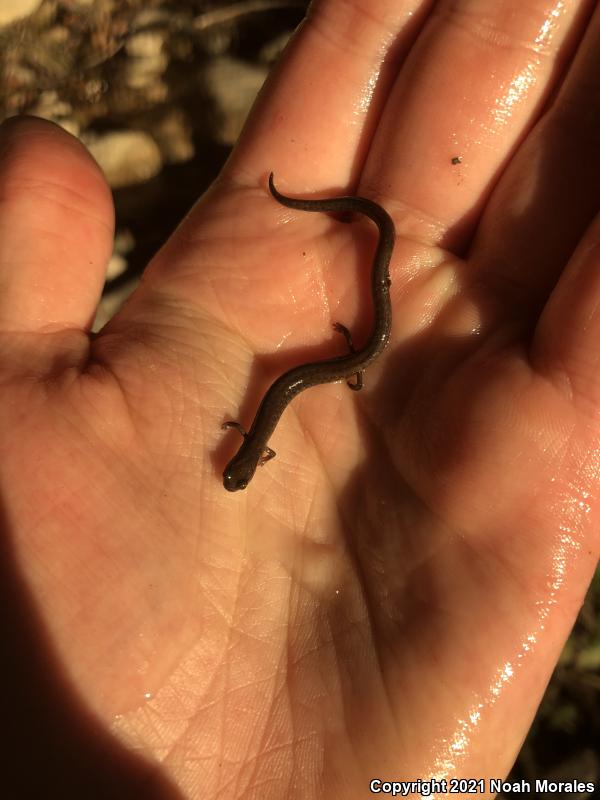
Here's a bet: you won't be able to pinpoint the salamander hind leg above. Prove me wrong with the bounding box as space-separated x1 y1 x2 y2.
333 322 363 391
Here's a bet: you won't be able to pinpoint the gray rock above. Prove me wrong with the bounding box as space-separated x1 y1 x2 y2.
85 130 163 189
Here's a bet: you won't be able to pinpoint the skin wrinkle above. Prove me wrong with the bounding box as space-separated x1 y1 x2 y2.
144 703 173 747
321 612 359 776
438 0 568 57
572 387 600 424
298 399 341 491
232 679 276 796
311 0 398 56
252 656 294 793
0 176 113 235
331 512 393 719
335 609 384 774
295 462 322 546
160 727 191 773
0 193 112 242
377 195 451 248
217 586 242 795
113 577 232 730
310 398 373 501
461 521 536 617
290 734 321 797
153 275 229 333
470 251 547 314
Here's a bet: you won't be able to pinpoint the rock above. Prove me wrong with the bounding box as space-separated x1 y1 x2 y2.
30 90 73 122
125 30 168 89
203 56 268 145
85 130 163 189
125 30 165 60
106 252 128 281
154 109 194 164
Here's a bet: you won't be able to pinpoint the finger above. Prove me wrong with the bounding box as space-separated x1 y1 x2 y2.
0 116 114 334
224 0 435 186
361 0 592 250
532 211 600 403
470 1 600 315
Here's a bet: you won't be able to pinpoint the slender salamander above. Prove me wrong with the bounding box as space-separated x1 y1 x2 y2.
222 173 395 491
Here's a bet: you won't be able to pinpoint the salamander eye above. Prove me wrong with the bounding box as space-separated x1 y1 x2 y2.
223 469 236 492
223 467 250 492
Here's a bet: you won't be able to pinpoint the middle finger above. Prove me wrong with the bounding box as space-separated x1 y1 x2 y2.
362 0 592 255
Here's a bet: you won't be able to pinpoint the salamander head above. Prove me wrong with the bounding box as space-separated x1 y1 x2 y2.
223 451 259 492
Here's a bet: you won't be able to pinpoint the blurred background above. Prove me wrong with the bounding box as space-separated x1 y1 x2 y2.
0 0 598 794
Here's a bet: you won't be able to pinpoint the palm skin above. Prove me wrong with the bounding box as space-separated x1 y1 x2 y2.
1 1 599 798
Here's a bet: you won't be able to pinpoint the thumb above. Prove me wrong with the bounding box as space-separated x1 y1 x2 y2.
0 116 114 341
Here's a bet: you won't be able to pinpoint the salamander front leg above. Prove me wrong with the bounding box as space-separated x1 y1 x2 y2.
223 421 275 465
259 446 276 466
333 322 363 391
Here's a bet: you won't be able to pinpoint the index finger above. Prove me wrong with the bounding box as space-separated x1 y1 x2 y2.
225 0 432 189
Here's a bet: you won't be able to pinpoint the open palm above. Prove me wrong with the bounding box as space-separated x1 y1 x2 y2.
1 1 599 798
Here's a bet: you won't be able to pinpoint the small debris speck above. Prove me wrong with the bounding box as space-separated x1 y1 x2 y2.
451 156 462 165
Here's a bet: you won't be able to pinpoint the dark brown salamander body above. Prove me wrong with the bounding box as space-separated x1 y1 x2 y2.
222 173 395 491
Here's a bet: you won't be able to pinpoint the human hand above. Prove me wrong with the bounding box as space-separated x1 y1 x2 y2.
1 1 599 797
